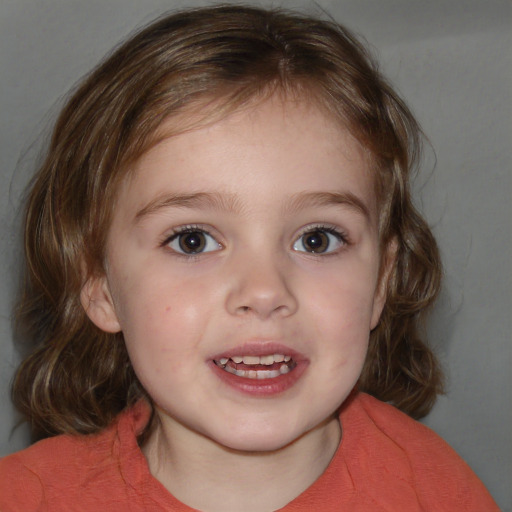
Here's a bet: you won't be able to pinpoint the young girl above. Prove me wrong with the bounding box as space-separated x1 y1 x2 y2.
0 5 499 511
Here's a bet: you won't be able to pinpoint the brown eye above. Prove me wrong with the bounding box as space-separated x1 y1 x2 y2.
167 229 221 255
179 231 206 253
301 230 329 253
293 228 345 254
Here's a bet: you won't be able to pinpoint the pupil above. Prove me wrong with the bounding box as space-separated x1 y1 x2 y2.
304 231 328 253
180 232 205 253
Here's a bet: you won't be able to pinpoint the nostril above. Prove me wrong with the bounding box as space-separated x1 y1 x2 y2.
227 281 298 319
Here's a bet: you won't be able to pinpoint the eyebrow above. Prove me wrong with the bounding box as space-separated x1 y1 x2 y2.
285 191 371 220
134 191 242 222
134 190 371 223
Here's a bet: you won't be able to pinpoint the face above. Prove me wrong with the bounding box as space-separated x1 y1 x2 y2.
83 96 389 453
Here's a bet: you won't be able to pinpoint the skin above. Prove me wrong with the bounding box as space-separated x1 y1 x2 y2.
82 96 392 511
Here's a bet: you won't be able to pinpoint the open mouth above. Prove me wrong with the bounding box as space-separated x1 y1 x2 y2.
214 354 297 380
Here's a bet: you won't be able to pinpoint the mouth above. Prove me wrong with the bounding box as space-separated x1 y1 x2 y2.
213 354 297 380
210 344 308 395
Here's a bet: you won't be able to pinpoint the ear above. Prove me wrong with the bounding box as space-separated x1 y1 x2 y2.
370 238 398 329
80 274 121 333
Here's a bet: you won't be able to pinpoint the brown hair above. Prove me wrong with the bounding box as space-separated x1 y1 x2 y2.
13 4 443 438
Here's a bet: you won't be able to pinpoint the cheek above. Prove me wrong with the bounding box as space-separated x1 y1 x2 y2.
306 268 379 331
111 267 224 368
299 263 378 392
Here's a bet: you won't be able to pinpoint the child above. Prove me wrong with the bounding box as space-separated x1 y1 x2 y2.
0 5 499 511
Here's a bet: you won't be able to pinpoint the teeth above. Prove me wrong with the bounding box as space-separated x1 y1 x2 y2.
217 354 291 366
257 370 280 379
260 355 274 365
222 362 292 379
280 364 290 374
242 355 260 365
214 353 296 378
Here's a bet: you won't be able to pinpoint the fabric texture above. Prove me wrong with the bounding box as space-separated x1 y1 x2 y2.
0 392 499 511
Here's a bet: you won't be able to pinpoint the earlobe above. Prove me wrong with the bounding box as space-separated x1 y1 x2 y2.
370 239 398 329
80 275 122 333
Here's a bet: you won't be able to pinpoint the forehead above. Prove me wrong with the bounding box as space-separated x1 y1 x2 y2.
118 96 377 222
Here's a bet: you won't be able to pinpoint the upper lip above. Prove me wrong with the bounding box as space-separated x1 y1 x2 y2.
210 341 306 362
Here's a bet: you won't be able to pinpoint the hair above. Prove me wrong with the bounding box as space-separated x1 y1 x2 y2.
12 4 443 439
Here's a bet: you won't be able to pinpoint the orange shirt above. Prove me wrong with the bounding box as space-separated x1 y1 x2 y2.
0 392 499 511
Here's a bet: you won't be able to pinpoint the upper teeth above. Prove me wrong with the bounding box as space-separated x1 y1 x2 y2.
218 354 292 366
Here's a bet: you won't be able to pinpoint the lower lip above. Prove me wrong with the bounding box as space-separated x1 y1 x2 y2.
208 360 308 396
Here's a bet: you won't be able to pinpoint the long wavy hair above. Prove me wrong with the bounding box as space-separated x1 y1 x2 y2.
13 4 443 438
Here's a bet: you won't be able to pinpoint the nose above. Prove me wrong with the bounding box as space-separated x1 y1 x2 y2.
225 252 298 319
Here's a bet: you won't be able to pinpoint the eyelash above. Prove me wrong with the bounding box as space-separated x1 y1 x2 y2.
293 224 349 255
161 225 221 257
160 224 349 257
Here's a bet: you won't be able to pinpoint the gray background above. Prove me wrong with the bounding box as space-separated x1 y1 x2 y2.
1 0 510 509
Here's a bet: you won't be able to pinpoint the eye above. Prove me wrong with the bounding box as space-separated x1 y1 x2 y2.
166 228 221 255
293 227 346 254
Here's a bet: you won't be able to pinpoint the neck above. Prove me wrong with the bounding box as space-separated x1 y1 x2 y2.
142 412 341 512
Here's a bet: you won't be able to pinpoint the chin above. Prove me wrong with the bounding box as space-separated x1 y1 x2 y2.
217 434 298 454
207 419 315 454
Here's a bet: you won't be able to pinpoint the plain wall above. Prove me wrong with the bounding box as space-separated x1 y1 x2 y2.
1 0 510 509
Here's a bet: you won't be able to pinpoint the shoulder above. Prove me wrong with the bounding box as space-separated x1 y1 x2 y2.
0 448 45 511
0 402 151 511
351 393 478 471
0 428 114 511
339 392 499 511
351 392 453 452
